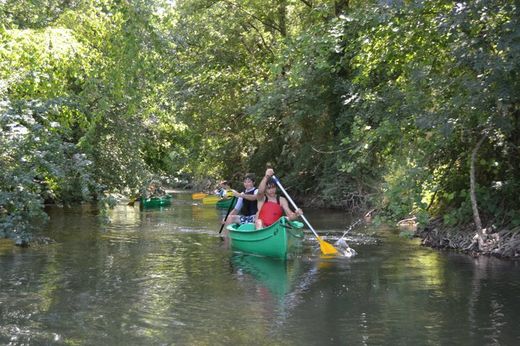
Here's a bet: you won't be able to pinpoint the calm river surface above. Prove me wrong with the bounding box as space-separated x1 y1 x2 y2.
1 192 520 345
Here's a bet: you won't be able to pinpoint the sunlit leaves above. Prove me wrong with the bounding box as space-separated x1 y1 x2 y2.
334 0 520 225
0 99 96 241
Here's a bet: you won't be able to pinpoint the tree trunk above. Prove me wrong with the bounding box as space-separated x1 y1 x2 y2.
278 0 287 38
278 0 287 78
335 0 349 16
470 132 487 246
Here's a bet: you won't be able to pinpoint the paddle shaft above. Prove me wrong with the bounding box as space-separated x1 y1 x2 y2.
219 196 236 234
272 176 320 239
128 195 140 206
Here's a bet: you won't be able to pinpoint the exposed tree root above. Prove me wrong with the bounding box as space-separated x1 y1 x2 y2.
418 219 520 259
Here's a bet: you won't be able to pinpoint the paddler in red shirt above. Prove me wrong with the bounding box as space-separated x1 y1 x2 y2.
255 168 303 229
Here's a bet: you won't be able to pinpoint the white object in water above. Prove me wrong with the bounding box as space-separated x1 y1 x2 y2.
335 238 357 258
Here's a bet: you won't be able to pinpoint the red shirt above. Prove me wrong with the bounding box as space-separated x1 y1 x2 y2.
258 196 283 227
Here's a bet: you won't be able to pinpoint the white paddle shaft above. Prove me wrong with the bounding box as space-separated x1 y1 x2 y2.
272 176 320 239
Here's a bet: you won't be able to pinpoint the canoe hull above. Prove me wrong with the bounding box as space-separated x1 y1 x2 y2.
140 194 172 209
202 191 233 205
191 192 208 200
227 217 304 259
216 198 237 209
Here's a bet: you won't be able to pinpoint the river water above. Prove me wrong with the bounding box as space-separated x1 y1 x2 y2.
1 192 519 345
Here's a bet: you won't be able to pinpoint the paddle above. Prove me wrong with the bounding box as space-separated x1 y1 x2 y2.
128 195 140 207
272 176 338 255
219 196 236 234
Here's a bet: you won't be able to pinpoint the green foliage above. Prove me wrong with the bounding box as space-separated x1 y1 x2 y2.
0 0 82 29
318 0 520 228
0 0 167 239
0 99 97 241
1 0 520 241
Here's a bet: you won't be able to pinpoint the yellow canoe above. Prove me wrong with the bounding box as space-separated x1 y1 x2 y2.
202 191 234 205
192 192 208 199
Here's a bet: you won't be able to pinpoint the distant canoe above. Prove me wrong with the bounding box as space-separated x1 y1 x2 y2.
202 191 233 205
227 217 304 259
216 197 237 209
191 192 208 200
140 194 172 209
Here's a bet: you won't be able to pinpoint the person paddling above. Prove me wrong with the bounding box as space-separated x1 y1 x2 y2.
255 168 302 229
223 173 258 227
214 180 230 199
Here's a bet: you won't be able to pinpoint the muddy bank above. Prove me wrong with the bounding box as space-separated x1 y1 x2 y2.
417 219 520 259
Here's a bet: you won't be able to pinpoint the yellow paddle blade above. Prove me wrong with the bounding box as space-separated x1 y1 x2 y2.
317 236 339 255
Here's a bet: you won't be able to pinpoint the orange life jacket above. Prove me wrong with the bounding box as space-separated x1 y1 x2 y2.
258 196 283 227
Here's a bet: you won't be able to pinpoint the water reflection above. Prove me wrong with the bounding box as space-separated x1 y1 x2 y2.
2 195 520 345
230 253 319 327
230 254 300 299
191 204 222 223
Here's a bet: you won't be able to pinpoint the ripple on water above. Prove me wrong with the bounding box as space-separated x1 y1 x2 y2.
3 201 520 345
100 231 140 244
0 325 63 345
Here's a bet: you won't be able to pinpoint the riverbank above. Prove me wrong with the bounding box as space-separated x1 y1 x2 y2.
417 218 520 259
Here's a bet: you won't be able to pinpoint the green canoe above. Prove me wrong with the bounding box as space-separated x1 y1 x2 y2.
227 217 304 259
140 194 172 209
216 197 237 209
